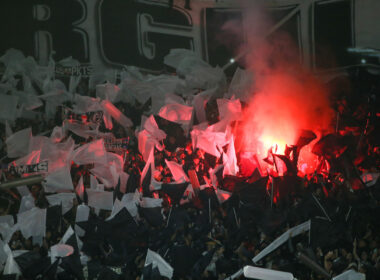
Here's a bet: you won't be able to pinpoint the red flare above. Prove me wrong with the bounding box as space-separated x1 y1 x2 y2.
235 72 333 174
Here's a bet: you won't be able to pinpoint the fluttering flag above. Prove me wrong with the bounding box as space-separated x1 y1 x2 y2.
75 204 90 237
3 244 22 277
138 115 166 161
46 193 76 215
165 159 189 182
252 220 311 264
43 166 74 193
86 189 114 211
72 95 103 114
0 221 17 244
191 126 227 158
158 103 193 133
6 127 32 158
243 266 294 280
96 82 120 103
71 139 107 166
144 249 173 279
18 194 35 213
16 207 46 239
101 99 133 128
223 135 239 177
27 135 74 174
107 191 140 220
59 226 83 252
90 152 122 188
49 244 74 264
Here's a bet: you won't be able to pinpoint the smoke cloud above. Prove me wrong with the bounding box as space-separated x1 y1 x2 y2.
226 1 334 172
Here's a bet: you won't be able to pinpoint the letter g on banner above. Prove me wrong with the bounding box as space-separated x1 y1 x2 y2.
99 0 194 72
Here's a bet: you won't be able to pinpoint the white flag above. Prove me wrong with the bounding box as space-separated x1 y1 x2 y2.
6 127 32 158
16 207 46 239
243 266 294 280
50 244 74 264
223 135 239 177
43 166 74 193
46 193 76 214
75 204 90 237
71 138 107 166
165 159 189 182
252 220 311 264
140 197 163 208
101 99 133 128
145 249 173 279
87 189 113 211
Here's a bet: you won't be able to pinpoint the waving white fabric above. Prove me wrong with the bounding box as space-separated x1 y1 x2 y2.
252 220 311 264
6 127 32 158
145 249 173 279
87 189 113 211
101 99 133 128
96 82 120 102
50 244 74 264
71 139 107 166
158 103 193 126
165 160 189 182
18 194 35 213
75 204 90 237
191 125 227 158
16 207 46 239
107 191 141 220
72 95 103 114
140 197 163 208
243 266 294 280
3 244 22 277
138 115 166 161
46 193 76 214
43 166 74 192
223 135 239 177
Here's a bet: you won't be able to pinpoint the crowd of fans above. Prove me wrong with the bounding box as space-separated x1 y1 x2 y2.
0 59 379 280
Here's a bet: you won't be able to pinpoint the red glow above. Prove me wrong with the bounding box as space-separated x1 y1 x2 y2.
236 72 333 174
